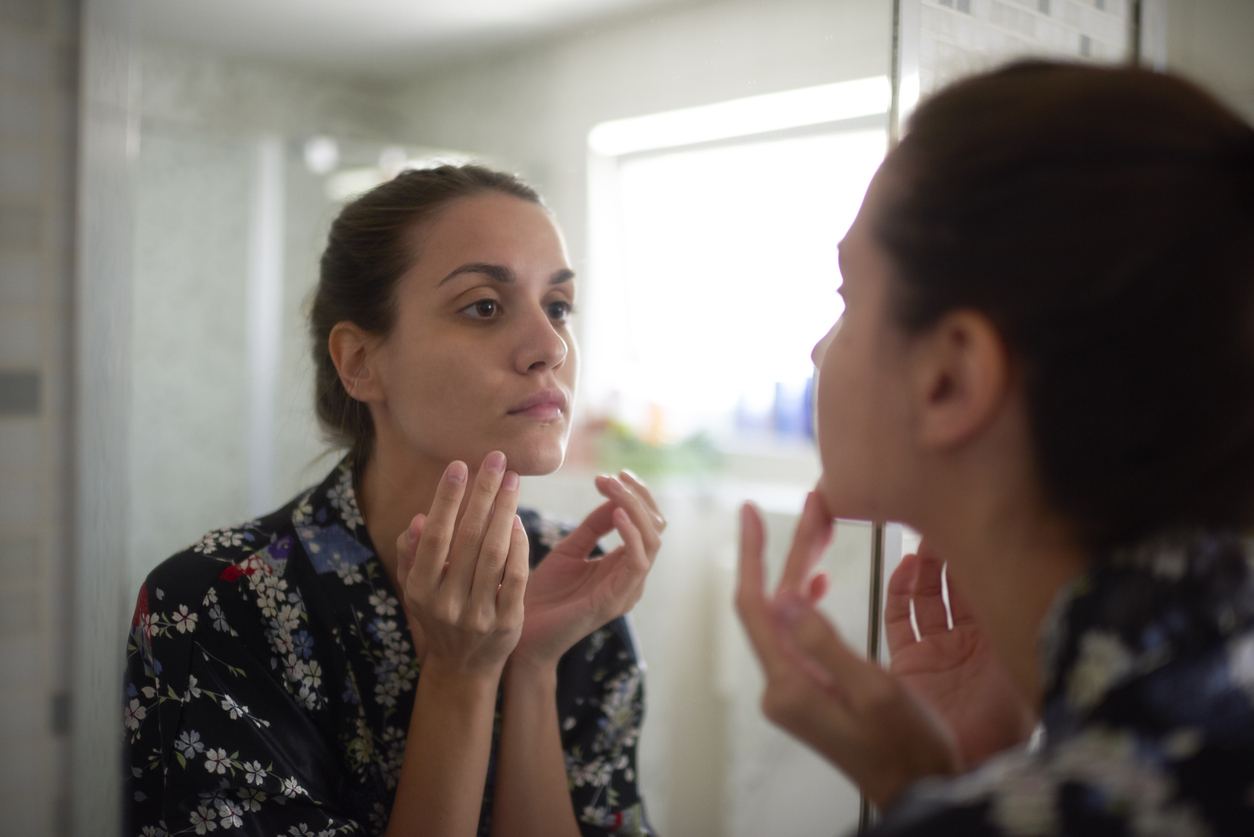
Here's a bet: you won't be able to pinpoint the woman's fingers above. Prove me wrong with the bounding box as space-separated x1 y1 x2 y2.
443 451 507 597
496 515 530 620
556 500 618 560
778 597 864 691
595 474 662 562
778 491 835 595
412 461 468 591
885 551 921 652
736 503 767 607
467 469 522 620
611 506 650 591
582 508 650 617
617 470 667 531
736 503 794 683
945 575 977 627
395 513 426 586
911 544 950 636
937 550 978 627
806 571 829 605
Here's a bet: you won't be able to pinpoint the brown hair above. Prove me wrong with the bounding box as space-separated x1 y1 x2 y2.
878 61 1254 552
310 164 543 469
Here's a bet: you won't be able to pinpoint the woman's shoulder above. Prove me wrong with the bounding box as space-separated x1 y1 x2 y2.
139 460 360 607
141 492 308 610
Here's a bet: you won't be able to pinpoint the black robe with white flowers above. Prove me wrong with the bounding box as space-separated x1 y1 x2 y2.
124 460 653 837
874 530 1254 836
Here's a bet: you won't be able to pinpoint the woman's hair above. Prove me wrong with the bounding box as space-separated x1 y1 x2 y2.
310 164 543 469
878 61 1254 552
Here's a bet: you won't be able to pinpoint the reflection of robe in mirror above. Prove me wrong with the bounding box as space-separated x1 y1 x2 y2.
124 459 651 835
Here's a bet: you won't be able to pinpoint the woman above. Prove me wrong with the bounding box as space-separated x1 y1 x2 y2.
124 165 663 836
738 62 1254 833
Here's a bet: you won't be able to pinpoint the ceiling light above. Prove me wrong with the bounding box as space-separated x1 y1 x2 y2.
303 136 339 174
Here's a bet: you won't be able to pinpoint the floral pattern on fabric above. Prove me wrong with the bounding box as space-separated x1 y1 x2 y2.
874 530 1254 836
124 460 653 837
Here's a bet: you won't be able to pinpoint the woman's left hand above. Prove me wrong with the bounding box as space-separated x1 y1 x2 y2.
736 493 961 809
510 471 665 669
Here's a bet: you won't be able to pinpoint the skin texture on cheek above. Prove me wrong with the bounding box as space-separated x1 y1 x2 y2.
812 178 915 522
376 324 577 477
366 194 580 479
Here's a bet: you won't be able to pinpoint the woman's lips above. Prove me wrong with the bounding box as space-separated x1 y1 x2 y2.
508 389 567 420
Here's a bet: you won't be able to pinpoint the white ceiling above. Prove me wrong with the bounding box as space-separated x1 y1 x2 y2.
139 0 694 79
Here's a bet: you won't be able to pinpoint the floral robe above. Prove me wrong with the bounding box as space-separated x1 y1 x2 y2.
124 461 653 837
875 530 1254 836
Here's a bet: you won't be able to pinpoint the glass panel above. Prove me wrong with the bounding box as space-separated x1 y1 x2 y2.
920 0 1133 97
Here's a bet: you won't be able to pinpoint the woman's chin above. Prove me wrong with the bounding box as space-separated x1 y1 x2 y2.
503 442 567 477
816 472 875 522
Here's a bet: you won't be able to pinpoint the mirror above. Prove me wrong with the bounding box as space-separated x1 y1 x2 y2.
117 1 1254 835
128 3 893 834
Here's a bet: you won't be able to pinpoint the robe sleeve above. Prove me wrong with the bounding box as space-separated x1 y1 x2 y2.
124 551 365 837
557 616 656 837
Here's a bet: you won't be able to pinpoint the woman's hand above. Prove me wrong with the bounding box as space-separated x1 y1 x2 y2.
510 471 664 670
735 493 960 809
886 543 1036 768
394 453 531 680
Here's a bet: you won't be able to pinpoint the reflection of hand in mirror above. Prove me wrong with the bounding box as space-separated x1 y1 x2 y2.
884 542 1036 770
397 463 665 673
125 166 657 837
512 470 664 670
735 495 960 810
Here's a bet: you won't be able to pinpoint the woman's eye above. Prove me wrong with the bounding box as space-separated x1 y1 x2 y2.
546 301 574 322
462 299 500 319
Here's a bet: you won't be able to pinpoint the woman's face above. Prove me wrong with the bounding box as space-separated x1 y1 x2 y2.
811 171 917 521
369 191 578 476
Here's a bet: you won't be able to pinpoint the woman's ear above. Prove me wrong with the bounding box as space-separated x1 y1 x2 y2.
328 322 385 404
911 310 1010 449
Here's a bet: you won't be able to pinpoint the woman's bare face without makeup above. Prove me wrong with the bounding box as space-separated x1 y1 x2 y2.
368 191 578 476
811 172 917 522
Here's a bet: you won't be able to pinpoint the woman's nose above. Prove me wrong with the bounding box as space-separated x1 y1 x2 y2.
516 305 568 373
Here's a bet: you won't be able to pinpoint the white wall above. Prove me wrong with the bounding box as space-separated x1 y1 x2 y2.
393 0 893 283
1167 0 1254 121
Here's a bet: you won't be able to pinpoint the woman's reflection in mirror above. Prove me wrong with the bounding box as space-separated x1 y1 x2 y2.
124 165 664 837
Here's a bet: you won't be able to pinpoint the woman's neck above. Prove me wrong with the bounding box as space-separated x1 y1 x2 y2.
935 503 1087 708
910 429 1090 711
357 441 464 601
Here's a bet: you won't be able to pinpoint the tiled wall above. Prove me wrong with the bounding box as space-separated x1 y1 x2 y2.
0 0 79 834
921 0 1132 94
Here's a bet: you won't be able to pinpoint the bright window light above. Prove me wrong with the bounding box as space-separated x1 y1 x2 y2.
585 125 887 443
587 76 890 157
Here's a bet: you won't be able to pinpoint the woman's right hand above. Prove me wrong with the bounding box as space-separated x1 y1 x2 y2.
736 494 961 809
394 452 531 679
886 543 1036 769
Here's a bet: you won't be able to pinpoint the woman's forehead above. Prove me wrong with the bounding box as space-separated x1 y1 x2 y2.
407 194 569 277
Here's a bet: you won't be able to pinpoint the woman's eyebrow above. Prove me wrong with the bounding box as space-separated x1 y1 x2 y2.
437 264 575 287
438 262 515 286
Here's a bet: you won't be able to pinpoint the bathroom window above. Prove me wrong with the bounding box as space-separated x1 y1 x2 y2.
584 80 889 449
